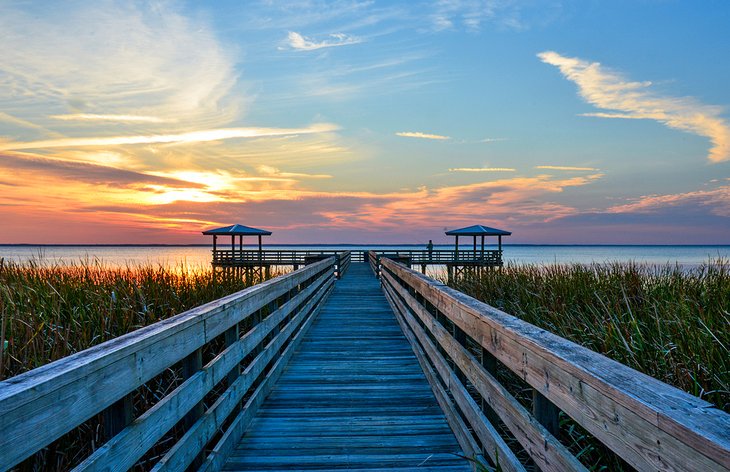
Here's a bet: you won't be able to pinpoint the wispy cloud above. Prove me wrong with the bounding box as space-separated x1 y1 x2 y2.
0 2 238 129
538 51 730 163
429 0 561 32
50 114 167 123
0 124 339 151
536 165 599 171
449 167 516 172
287 31 361 51
606 185 730 217
396 131 450 140
257 165 332 179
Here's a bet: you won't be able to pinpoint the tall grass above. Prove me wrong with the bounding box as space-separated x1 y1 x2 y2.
448 259 730 412
0 258 280 470
0 258 276 379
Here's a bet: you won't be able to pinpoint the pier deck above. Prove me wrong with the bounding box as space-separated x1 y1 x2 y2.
223 263 469 471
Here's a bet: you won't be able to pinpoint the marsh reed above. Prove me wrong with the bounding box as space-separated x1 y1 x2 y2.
447 260 729 470
448 259 729 412
0 258 280 380
0 258 281 470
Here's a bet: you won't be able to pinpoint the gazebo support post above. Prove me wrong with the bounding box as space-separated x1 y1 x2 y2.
481 235 485 259
455 235 459 260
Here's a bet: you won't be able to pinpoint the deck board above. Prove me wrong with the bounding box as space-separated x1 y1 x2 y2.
223 263 469 471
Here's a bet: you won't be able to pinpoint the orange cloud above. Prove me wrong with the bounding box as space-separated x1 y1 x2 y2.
607 185 730 217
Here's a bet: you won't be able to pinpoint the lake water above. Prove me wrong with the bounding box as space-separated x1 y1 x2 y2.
1 245 728 270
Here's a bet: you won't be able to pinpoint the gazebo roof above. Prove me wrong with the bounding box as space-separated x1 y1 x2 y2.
202 224 272 236
445 225 511 236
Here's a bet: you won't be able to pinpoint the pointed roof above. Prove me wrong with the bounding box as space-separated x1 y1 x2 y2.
445 224 511 236
202 224 272 236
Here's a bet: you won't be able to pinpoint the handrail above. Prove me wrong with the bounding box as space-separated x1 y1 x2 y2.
378 256 730 472
0 257 336 471
211 249 365 264
211 249 499 265
336 251 351 278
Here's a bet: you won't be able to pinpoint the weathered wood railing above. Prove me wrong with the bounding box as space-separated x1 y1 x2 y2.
377 255 730 472
212 249 363 266
337 250 351 278
0 257 336 471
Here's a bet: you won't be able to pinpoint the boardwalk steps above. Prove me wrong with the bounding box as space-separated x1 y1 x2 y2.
223 263 469 471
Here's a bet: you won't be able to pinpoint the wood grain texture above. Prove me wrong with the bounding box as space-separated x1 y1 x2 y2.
221 263 470 472
382 280 526 472
382 269 583 472
380 257 730 472
0 258 334 470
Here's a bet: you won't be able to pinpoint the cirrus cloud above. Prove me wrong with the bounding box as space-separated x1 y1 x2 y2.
395 131 450 140
0 124 339 151
536 165 599 171
449 167 516 172
286 31 361 51
539 51 730 163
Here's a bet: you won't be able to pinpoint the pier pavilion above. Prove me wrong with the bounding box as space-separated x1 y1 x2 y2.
203 222 511 278
443 224 511 278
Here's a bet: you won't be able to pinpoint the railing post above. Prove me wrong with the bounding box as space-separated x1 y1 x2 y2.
102 393 134 440
453 327 467 384
182 347 205 468
480 348 501 428
533 390 560 436
224 325 240 386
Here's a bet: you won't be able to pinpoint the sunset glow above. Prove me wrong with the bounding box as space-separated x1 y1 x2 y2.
0 1 728 244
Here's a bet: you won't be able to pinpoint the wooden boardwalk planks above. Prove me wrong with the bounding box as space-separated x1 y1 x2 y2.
223 263 470 471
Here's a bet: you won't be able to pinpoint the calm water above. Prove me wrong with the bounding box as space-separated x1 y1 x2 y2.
0 245 728 270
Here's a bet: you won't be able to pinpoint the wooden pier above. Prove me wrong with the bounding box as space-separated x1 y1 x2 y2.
1 257 729 471
223 263 467 471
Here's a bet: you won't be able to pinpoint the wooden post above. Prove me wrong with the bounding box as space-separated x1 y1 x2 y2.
481 235 485 259
454 328 467 384
480 348 500 427
182 348 204 469
224 325 240 386
182 348 204 430
230 235 234 251
102 393 133 440
533 390 560 437
455 235 459 261
473 235 476 256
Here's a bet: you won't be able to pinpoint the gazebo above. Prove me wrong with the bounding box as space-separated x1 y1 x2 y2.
202 225 272 271
444 225 511 277
203 224 272 252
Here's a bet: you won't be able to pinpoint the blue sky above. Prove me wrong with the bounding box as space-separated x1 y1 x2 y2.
0 0 728 243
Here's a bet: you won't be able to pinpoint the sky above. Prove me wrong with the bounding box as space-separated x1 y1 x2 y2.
0 0 729 244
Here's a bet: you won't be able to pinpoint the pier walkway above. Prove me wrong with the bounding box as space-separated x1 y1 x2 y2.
223 263 468 471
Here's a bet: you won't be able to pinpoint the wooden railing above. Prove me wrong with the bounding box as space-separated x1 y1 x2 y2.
211 249 500 267
377 255 730 472
373 249 502 265
211 249 364 266
0 257 336 471
337 251 351 278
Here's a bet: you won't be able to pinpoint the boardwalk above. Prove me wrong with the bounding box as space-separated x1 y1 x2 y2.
3 255 728 472
223 263 469 471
